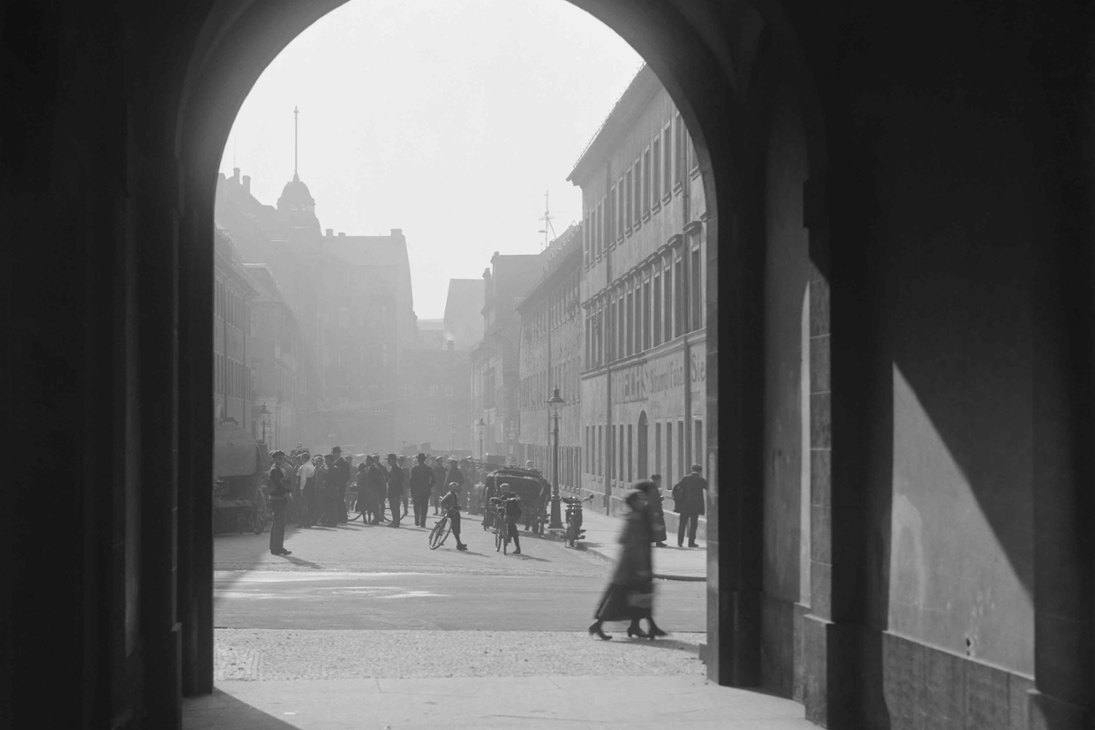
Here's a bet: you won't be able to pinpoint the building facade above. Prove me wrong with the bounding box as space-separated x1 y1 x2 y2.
394 343 472 455
569 65 707 514
213 228 258 429
244 264 306 451
469 253 543 463
215 168 418 454
441 278 484 350
516 224 584 490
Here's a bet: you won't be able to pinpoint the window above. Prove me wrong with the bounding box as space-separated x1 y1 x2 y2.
652 136 662 205
663 122 673 195
666 421 673 486
625 169 633 232
675 254 685 338
626 288 634 356
695 419 704 468
584 214 590 266
616 180 624 238
585 426 590 472
675 114 686 188
691 246 702 330
678 419 686 478
664 264 673 340
655 422 662 475
642 148 651 216
633 158 642 225
618 426 624 483
643 279 651 351
653 273 662 346
598 201 605 257
617 294 625 360
627 424 633 482
598 425 603 475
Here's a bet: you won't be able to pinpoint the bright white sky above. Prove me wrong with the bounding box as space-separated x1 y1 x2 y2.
221 0 642 318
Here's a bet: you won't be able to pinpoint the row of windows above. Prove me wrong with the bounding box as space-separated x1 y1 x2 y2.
583 112 698 267
214 353 251 401
401 383 456 398
584 418 704 485
215 277 250 334
522 272 581 343
585 239 703 369
518 356 580 411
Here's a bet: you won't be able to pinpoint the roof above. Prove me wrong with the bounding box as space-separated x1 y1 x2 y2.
277 174 314 206
242 264 285 305
567 63 663 184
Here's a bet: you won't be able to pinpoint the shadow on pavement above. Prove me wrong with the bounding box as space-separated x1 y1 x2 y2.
279 555 323 569
609 635 702 655
510 553 551 563
184 688 300 730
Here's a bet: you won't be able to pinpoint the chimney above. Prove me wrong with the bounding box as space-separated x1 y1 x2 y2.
391 228 402 237
338 232 345 237
326 228 333 237
242 175 251 194
232 167 240 184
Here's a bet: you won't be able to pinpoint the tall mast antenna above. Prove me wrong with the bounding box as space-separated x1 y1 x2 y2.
293 106 299 180
539 191 556 251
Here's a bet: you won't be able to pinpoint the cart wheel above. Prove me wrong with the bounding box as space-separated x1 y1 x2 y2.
251 510 264 534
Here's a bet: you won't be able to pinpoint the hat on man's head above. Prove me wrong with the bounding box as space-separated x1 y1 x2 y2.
690 464 702 473
271 450 286 460
417 453 426 461
331 446 342 454
387 453 397 461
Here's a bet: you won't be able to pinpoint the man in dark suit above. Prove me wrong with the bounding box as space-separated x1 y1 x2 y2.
386 453 404 527
672 464 707 548
330 446 350 524
267 450 292 556
409 453 435 527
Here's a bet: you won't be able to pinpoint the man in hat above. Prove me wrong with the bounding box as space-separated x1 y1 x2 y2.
267 450 292 556
431 456 447 515
409 453 435 527
330 446 350 524
386 453 404 527
672 464 707 548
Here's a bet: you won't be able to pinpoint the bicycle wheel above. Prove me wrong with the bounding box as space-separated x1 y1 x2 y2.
502 522 509 556
250 508 264 534
428 516 451 550
494 524 503 552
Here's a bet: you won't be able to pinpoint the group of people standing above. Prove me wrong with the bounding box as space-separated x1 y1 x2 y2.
588 463 708 640
264 446 470 556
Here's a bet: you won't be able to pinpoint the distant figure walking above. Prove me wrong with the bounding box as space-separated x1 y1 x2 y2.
386 453 404 527
365 455 387 524
410 453 435 527
645 475 669 548
588 486 667 640
671 465 707 548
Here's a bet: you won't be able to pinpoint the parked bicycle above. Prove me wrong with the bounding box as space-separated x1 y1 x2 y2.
562 494 594 548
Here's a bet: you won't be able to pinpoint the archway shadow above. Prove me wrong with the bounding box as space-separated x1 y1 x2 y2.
184 689 300 729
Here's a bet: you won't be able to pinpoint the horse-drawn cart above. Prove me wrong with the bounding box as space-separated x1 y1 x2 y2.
212 422 271 535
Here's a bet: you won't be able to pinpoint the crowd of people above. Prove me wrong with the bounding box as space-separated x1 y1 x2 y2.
263 445 500 556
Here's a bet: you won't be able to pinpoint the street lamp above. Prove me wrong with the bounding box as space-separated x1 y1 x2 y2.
547 387 565 529
477 418 485 460
257 404 270 443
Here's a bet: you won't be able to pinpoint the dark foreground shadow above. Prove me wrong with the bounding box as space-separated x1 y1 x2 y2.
510 553 551 563
279 555 323 569
184 689 300 730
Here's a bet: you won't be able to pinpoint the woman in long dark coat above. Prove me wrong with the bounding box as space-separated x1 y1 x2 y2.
589 485 668 640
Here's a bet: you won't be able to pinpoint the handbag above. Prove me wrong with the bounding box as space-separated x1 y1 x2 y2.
626 588 654 609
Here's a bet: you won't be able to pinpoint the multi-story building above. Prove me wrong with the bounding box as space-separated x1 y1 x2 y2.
568 64 708 514
394 342 472 455
441 279 484 350
213 228 258 429
215 167 417 453
244 264 306 451
516 224 584 490
470 253 543 463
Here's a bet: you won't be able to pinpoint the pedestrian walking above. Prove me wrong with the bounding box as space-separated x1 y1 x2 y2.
301 454 320 527
268 450 292 556
431 456 447 515
671 465 707 547
500 486 523 555
386 453 404 527
321 453 340 526
440 481 468 551
588 486 667 640
645 474 669 547
409 453 435 527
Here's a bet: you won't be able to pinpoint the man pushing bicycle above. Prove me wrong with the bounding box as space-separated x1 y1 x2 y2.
439 482 468 551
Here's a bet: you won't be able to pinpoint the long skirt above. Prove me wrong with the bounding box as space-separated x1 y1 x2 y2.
593 581 654 622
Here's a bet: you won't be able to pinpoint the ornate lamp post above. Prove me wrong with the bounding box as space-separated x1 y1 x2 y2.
477 418 485 460
257 404 270 443
547 387 565 529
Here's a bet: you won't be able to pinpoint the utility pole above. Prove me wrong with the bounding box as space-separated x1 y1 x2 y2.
539 191 556 251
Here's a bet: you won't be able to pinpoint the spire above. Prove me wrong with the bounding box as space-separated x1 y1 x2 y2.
293 106 299 181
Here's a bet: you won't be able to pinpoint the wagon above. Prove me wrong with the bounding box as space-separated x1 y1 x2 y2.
212 422 271 534
478 467 550 536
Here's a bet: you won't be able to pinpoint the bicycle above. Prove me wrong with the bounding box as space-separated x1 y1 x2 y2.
489 497 510 554
562 494 594 548
428 512 452 550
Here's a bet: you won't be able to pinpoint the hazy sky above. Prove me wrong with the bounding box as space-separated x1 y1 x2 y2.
221 0 642 318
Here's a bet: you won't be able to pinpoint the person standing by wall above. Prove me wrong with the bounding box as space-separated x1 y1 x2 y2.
409 453 435 527
267 450 292 556
386 453 405 527
671 465 707 548
645 475 669 548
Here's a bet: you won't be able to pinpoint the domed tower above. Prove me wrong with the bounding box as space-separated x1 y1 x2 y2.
274 106 321 239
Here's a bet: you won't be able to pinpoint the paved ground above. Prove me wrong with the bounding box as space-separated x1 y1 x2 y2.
189 509 817 729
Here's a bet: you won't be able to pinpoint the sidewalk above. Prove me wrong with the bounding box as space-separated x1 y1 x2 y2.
549 509 708 581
